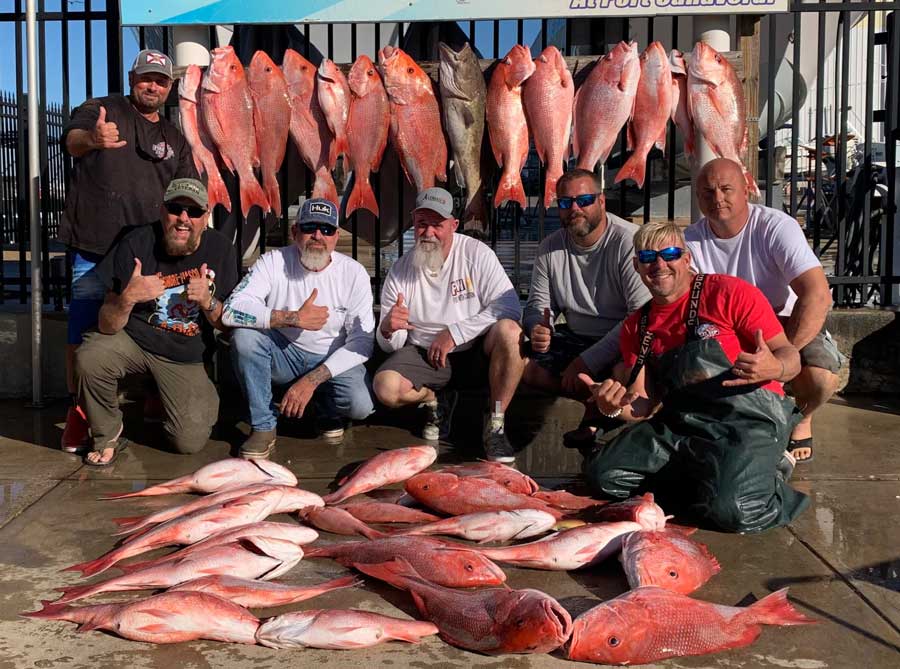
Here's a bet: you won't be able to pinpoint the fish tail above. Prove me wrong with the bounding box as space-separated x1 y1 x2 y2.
110 515 146 531
312 171 339 208
20 600 74 620
205 168 232 214
745 588 817 626
239 175 270 218
744 169 761 198
345 174 379 218
264 174 283 218
388 621 440 644
99 478 190 500
351 557 420 590
493 171 527 208
543 169 562 210
53 582 100 604
615 152 648 188
300 546 329 559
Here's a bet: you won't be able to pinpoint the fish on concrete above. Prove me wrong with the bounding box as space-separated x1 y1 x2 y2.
620 529 721 595
256 609 439 649
338 501 441 524
398 509 557 543
589 492 669 530
434 460 539 495
170 574 360 609
248 50 291 218
345 54 390 218
567 586 816 665
323 445 437 505
531 489 607 511
301 506 389 540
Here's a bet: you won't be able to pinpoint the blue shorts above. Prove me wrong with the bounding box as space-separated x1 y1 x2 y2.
67 251 106 345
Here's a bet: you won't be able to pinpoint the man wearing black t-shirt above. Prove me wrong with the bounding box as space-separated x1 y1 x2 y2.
60 49 198 453
75 179 237 466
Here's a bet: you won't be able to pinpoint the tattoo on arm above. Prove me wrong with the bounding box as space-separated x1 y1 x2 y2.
304 365 332 386
271 310 301 328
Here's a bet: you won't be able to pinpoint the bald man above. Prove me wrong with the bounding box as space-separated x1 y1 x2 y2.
685 158 841 464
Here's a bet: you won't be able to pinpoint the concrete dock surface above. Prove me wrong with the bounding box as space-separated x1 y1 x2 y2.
0 394 897 668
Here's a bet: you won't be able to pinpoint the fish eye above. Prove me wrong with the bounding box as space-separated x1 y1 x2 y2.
464 563 473 572
668 570 678 579
516 619 526 628
608 636 620 647
422 484 429 491
367 69 374 76
407 67 414 74
266 66 272 73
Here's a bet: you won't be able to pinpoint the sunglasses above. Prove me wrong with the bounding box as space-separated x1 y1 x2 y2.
637 246 685 264
558 193 600 210
165 202 206 218
298 222 337 236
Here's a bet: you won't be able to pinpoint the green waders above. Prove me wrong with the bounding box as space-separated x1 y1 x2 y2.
584 275 809 533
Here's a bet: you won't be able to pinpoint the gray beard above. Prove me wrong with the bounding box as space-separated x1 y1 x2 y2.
300 246 331 271
411 241 444 273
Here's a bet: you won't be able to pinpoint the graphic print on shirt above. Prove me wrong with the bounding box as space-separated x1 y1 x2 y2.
695 322 720 339
222 272 257 326
146 266 214 336
450 275 475 304
152 141 175 160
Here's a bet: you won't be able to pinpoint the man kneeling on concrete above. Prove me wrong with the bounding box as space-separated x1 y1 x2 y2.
579 222 810 533
75 178 238 465
223 199 375 459
373 188 525 462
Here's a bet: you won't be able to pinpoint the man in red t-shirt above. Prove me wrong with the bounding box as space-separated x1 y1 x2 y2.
577 222 810 533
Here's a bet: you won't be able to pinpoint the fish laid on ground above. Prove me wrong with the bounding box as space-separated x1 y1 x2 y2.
101 458 297 499
323 445 437 505
531 489 606 511
178 64 231 213
339 501 441 524
438 42 488 231
345 54 390 218
23 591 259 644
248 50 291 218
405 471 564 519
615 41 673 189
201 45 269 217
567 586 816 665
356 558 571 655
669 49 695 156
486 44 535 208
117 521 319 574
589 492 668 530
283 48 339 204
65 490 287 577
317 58 351 160
523 46 574 208
399 509 557 544
378 45 447 191
573 41 640 171
688 41 760 197
256 609 439 649
170 574 360 609
620 529 721 595
55 537 304 604
302 506 388 540
472 521 641 570
435 461 539 495
304 536 506 588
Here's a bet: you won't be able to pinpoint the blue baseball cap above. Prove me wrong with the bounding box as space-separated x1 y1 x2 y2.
297 198 339 228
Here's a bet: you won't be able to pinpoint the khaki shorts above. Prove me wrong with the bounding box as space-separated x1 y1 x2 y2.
376 340 488 392
799 329 843 373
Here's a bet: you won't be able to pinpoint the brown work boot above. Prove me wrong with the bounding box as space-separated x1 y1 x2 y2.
240 429 277 460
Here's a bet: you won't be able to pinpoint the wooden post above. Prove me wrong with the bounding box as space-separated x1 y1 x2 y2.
739 15 761 185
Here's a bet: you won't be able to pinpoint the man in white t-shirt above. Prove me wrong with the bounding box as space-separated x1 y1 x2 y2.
686 158 841 463
223 199 375 459
373 188 525 463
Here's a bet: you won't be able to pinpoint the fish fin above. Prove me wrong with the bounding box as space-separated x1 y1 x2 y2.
345 173 379 218
696 542 722 575
61 554 116 578
493 171 526 208
239 175 270 218
301 546 328 559
664 523 698 536
461 105 476 128
351 558 420 591
670 81 680 123
312 172 339 208
110 515 146 531
655 126 667 154
263 174 282 219
206 168 233 214
20 600 73 619
53 583 98 604
626 121 635 153
134 623 176 634
744 588 817 626
76 620 105 633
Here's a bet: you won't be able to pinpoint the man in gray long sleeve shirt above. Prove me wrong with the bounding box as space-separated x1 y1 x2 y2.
522 169 650 444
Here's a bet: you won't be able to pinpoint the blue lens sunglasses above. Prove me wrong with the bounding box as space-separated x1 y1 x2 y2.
557 193 600 209
637 246 685 264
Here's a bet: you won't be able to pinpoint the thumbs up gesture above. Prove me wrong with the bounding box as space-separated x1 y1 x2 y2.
380 292 415 339
723 329 783 387
90 105 127 150
530 307 553 354
296 288 329 331
185 263 213 310
122 257 165 306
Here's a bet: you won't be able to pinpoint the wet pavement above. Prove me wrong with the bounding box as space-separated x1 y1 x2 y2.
0 394 897 668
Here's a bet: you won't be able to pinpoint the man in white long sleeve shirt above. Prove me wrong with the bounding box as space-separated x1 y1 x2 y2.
373 188 525 463
223 199 375 459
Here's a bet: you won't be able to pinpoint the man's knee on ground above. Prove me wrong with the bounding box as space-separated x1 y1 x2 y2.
701 490 779 534
583 454 636 500
373 371 412 408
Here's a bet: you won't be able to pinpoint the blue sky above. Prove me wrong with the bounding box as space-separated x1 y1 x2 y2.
0 2 540 107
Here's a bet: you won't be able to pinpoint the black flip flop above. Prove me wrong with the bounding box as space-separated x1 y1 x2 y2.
788 437 814 463
83 438 129 467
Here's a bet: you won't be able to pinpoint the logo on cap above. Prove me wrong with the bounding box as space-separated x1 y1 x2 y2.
146 52 167 66
309 202 333 215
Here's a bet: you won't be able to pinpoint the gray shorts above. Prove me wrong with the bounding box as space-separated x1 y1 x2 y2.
376 340 488 392
799 329 843 374
528 325 600 376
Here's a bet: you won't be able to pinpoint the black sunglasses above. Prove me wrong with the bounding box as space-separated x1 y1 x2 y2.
637 246 685 264
165 202 207 218
558 193 600 210
298 222 337 236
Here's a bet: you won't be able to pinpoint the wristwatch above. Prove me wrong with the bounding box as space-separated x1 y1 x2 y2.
203 295 219 313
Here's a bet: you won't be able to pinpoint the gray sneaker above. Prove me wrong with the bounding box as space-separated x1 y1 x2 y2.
483 428 515 463
317 417 346 443
420 390 458 441
240 429 277 460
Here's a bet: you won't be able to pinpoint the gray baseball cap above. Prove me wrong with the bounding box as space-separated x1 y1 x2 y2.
298 198 339 228
131 49 174 79
164 178 208 209
414 187 455 219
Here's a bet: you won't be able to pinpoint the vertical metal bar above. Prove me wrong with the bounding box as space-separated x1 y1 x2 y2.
327 23 334 60
61 0 69 115
106 0 122 94
517 19 523 46
882 9 899 307
835 11 850 305
765 14 777 207
813 8 825 255
861 11 875 302
350 23 358 262
16 1 27 304
493 20 499 58
84 0 92 99
789 10 800 218
541 19 547 50
565 17 572 55
469 20 475 45
139 26 146 50
38 0 49 303
667 16 678 221
26 0 42 403
617 18 629 218
643 17 654 224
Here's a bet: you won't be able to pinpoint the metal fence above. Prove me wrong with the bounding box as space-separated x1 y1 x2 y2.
1 0 898 311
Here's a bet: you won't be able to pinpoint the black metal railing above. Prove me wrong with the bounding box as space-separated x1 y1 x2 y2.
1 1 897 311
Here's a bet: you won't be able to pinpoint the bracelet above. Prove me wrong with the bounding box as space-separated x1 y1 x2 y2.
600 407 623 419
777 359 785 382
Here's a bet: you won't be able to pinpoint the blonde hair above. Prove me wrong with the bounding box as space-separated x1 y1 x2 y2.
633 221 686 254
